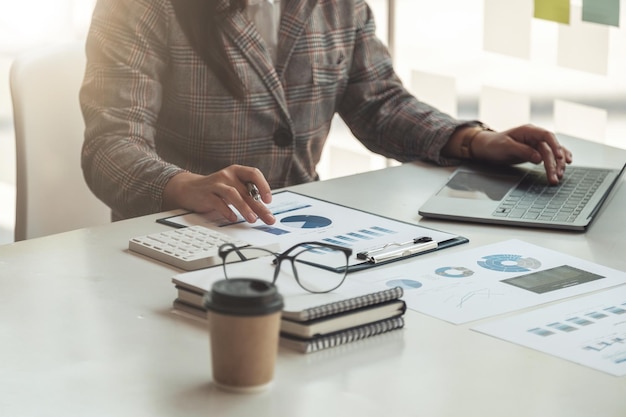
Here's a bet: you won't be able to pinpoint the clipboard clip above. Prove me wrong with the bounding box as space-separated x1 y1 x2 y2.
356 236 438 264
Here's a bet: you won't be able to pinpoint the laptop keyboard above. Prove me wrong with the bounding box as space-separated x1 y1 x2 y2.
493 167 610 223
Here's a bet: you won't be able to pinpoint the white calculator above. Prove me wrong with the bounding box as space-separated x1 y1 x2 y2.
129 225 278 271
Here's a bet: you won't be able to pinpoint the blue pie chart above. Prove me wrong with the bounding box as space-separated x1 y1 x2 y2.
281 215 332 229
477 254 541 272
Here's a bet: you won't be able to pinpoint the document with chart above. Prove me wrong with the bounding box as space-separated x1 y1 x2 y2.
473 286 626 376
157 190 468 270
348 239 626 324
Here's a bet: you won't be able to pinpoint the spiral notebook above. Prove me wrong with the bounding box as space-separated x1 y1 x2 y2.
172 257 405 321
280 299 406 338
279 316 405 354
172 257 406 351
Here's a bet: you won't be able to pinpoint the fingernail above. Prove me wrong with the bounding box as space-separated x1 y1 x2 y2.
246 212 258 223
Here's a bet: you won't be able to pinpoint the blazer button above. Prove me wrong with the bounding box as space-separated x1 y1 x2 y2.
273 128 292 147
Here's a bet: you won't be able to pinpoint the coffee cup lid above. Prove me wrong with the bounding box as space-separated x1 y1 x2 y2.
204 278 284 316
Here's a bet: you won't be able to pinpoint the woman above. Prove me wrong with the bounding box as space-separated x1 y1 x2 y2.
80 0 572 225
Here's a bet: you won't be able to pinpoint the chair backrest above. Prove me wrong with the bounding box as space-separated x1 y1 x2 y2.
10 41 111 241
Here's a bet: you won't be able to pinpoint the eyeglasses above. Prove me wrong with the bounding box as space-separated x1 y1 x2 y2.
218 242 353 294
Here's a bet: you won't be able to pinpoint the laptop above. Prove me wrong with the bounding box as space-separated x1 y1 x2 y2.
418 162 625 231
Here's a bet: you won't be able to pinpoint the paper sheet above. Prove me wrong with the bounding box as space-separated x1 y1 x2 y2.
583 0 620 27
348 239 626 324
558 6 610 75
483 0 532 59
479 86 531 131
159 191 464 269
534 0 570 24
474 285 626 376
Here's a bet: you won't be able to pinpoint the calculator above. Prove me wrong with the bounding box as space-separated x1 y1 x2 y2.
129 225 278 271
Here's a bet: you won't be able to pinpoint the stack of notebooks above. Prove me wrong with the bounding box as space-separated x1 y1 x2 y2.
171 263 406 354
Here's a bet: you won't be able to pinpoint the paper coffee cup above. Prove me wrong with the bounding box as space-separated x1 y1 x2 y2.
204 279 284 393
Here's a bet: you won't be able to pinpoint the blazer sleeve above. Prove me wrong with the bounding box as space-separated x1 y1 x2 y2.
80 0 184 220
337 0 465 166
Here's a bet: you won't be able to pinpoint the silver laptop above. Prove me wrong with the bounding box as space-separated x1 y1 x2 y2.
418 162 625 231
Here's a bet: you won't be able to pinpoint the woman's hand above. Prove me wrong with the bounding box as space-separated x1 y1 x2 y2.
446 124 574 185
162 165 276 225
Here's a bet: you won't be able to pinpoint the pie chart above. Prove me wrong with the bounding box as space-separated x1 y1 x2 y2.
435 266 474 278
477 254 541 272
280 215 332 229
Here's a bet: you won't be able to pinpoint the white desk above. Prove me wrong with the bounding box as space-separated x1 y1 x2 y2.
1 136 625 417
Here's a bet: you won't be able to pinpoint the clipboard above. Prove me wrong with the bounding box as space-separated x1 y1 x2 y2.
157 190 468 272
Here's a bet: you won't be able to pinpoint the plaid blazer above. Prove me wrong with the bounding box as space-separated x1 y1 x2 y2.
80 0 463 220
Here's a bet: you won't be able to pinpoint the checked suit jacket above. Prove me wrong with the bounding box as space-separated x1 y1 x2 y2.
80 0 463 220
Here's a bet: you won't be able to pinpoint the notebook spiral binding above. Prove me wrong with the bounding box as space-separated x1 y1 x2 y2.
300 286 404 321
302 316 405 354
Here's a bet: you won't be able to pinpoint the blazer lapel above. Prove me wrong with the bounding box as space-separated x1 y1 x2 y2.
221 6 293 123
219 0 320 135
276 0 319 76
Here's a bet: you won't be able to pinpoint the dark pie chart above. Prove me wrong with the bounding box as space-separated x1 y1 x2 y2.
280 215 332 229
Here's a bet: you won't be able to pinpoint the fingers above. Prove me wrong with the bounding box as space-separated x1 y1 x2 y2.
233 189 276 225
532 131 572 185
218 165 276 225
505 125 573 184
527 138 561 184
236 166 275 224
219 184 275 225
166 166 276 225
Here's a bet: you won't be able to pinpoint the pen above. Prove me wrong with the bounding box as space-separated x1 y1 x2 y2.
246 182 261 202
357 237 438 264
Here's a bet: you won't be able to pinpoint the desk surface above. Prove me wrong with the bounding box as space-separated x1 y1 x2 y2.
1 136 625 417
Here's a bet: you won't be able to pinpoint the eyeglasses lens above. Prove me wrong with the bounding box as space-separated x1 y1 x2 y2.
222 243 348 293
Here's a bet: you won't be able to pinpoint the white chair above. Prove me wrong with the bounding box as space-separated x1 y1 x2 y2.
10 41 111 241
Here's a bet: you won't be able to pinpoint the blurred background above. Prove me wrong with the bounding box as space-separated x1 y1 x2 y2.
1 0 625 244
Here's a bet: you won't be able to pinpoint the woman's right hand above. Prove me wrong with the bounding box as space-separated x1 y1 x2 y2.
162 165 276 225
